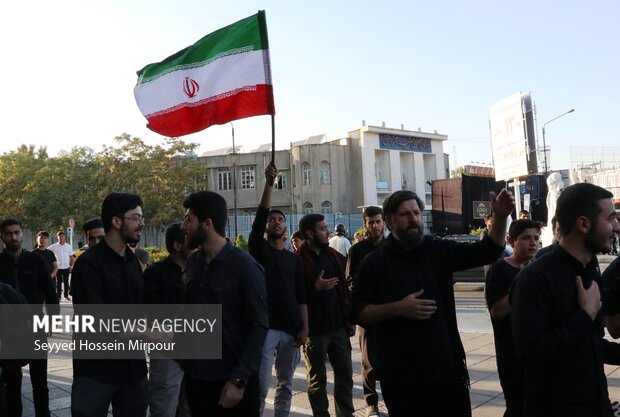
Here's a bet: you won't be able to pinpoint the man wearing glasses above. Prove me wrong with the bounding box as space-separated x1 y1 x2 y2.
70 193 148 417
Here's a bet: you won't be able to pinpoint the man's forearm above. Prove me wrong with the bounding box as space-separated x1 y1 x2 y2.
259 181 273 209
488 216 508 247
357 302 401 324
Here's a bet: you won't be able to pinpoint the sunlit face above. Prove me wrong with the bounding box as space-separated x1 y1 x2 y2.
266 212 286 240
1 224 23 251
364 214 385 241
509 228 540 262
308 221 329 248
119 207 144 244
585 199 620 254
36 235 48 248
57 233 66 244
181 208 207 250
87 228 105 247
385 199 424 248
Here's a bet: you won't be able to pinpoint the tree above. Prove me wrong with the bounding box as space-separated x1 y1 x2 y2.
450 166 465 178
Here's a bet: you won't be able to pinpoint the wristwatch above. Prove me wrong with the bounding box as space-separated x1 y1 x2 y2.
229 378 246 389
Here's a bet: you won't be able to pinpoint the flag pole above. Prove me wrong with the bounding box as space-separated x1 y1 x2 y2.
270 114 275 165
231 122 238 240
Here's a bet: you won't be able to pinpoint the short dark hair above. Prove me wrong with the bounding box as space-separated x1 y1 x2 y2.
508 219 542 240
0 219 22 233
519 210 530 216
165 223 184 253
36 231 50 238
183 191 228 237
299 214 324 240
101 193 143 232
291 230 304 240
555 183 613 235
551 216 557 230
83 218 104 234
382 190 425 219
363 206 383 219
483 213 494 221
56 231 65 236
268 209 286 220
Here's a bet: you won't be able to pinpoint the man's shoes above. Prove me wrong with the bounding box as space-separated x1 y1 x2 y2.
366 405 380 417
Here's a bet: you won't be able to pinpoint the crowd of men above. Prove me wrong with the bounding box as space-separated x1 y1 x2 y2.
2 162 620 417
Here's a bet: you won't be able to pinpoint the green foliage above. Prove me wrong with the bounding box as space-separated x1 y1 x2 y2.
450 166 465 178
235 234 248 252
0 135 208 232
144 246 168 263
469 227 485 236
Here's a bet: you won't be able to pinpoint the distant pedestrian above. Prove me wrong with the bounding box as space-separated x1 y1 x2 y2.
485 219 541 417
518 209 530 220
48 230 73 301
0 219 59 417
70 193 148 417
328 224 351 258
32 231 59 282
291 231 304 252
511 183 620 417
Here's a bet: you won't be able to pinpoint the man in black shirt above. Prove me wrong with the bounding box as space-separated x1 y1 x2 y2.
182 191 268 417
511 183 620 417
70 193 148 417
351 189 514 417
345 206 385 417
144 222 191 417
297 213 355 417
0 218 60 417
485 219 541 417
32 231 58 280
603 257 620 338
249 164 307 417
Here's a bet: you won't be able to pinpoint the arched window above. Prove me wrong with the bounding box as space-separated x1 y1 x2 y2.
302 162 311 186
303 202 313 214
319 161 331 185
320 201 332 214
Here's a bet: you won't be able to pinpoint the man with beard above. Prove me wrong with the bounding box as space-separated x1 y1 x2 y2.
297 213 355 417
249 164 308 417
0 219 59 417
144 223 191 417
181 191 268 417
345 206 385 417
351 189 514 417
511 183 620 417
485 219 541 417
70 193 148 417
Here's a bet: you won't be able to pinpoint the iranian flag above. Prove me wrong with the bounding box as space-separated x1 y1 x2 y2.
134 11 275 137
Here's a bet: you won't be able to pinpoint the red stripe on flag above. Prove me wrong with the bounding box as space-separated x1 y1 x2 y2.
146 84 275 137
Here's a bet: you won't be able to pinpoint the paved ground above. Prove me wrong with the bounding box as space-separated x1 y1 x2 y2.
16 254 620 416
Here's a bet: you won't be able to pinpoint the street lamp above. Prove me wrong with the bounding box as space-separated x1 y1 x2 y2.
541 108 575 176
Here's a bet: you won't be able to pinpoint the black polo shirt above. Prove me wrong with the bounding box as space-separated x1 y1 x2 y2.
31 248 57 277
0 249 59 311
510 245 620 416
248 207 306 336
345 236 386 280
143 257 185 304
71 239 146 384
184 242 268 382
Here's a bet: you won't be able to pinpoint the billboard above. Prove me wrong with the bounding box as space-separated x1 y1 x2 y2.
489 92 538 181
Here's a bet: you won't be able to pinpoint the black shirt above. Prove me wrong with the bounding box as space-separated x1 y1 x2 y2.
601 257 620 316
345 237 386 280
184 242 268 382
71 239 146 384
351 234 504 384
248 207 306 336
143 257 185 304
510 245 620 417
0 249 59 310
485 259 520 371
31 248 57 276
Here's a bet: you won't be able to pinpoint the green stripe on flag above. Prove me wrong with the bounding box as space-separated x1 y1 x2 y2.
137 11 267 84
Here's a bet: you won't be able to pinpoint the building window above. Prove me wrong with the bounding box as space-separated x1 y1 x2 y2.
303 202 313 214
240 166 255 189
302 163 311 186
320 201 332 214
274 173 287 189
319 161 331 185
218 169 231 191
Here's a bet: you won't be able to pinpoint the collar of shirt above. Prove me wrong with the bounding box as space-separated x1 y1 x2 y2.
194 241 235 265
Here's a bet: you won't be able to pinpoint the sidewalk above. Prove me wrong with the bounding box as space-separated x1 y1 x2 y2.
20 330 620 417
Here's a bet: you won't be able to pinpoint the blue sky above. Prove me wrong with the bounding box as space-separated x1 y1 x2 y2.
2 0 618 172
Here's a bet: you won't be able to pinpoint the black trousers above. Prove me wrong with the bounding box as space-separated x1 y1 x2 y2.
380 375 471 417
186 374 259 417
2 359 50 417
71 376 148 417
56 269 70 298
